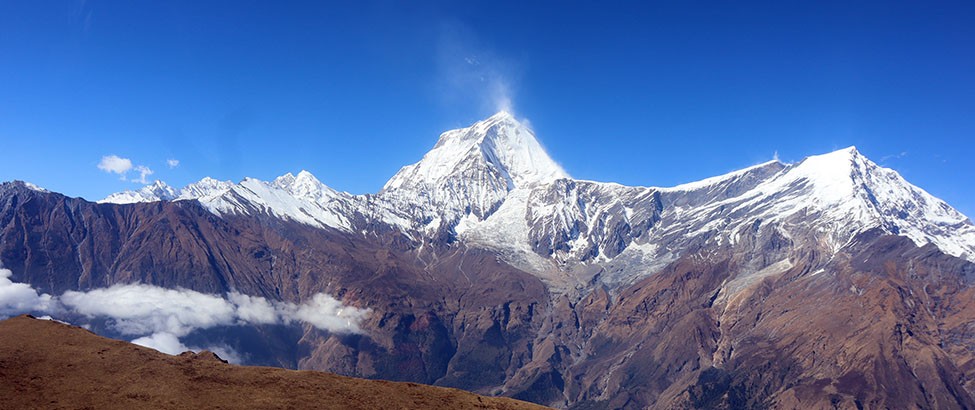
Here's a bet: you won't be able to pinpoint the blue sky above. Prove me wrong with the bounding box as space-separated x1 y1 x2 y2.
1 1 973 216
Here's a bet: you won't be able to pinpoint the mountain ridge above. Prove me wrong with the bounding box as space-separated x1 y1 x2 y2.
93 113 975 267
4 112 975 408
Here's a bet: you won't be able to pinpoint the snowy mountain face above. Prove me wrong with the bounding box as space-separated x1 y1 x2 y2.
99 180 178 204
460 146 975 288
177 177 235 201
100 178 234 204
381 111 569 227
97 112 975 289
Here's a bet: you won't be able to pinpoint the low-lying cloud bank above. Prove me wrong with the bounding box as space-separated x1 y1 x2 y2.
0 265 368 362
61 283 368 336
0 268 57 317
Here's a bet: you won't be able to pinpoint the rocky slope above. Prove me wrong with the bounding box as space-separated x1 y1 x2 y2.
0 315 549 410
2 112 975 408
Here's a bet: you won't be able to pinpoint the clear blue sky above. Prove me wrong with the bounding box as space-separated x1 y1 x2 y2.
1 1 973 216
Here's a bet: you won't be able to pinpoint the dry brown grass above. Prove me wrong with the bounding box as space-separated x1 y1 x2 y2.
0 315 550 410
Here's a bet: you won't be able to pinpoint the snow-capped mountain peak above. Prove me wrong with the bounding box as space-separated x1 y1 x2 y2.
177 177 234 201
380 112 568 222
678 145 975 261
383 112 568 192
273 170 341 204
100 178 233 204
99 180 177 204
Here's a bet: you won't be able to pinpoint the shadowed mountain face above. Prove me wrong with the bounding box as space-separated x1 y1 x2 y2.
3 114 975 408
0 315 550 410
0 182 549 388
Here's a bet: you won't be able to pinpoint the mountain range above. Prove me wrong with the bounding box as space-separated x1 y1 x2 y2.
2 111 975 408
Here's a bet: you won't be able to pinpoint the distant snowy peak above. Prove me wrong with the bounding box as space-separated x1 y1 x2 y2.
178 177 235 201
675 146 975 261
100 178 233 204
99 180 177 204
199 175 353 231
383 111 569 193
96 170 358 231
273 170 343 204
757 146 969 228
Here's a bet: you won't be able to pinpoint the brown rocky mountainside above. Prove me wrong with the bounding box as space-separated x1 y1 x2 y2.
5 179 975 408
4 129 975 409
0 315 550 410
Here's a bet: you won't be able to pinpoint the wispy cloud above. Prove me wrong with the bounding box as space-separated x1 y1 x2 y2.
97 155 158 184
97 155 133 179
167 159 180 169
132 165 154 184
879 151 908 164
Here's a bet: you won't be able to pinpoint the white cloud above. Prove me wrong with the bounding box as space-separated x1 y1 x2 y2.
97 155 133 177
97 155 158 184
131 165 154 184
0 267 58 318
2 269 368 361
205 344 244 364
285 293 368 333
167 159 180 168
228 291 279 324
131 332 244 364
132 332 190 355
59 284 369 335
59 283 368 362
61 284 237 336
226 291 367 333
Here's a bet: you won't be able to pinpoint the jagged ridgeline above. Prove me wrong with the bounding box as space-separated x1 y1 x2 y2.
2 112 975 409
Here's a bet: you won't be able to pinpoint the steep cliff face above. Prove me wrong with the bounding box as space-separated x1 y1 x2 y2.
3 113 975 408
